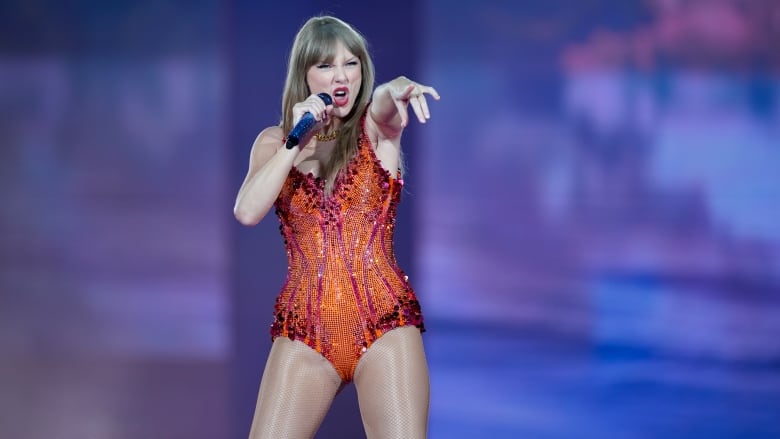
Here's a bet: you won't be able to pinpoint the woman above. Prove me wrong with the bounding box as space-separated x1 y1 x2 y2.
234 15 439 439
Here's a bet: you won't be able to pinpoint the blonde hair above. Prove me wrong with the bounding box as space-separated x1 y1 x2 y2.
281 16 375 193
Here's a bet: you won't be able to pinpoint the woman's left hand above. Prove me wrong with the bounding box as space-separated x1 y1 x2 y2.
386 76 440 127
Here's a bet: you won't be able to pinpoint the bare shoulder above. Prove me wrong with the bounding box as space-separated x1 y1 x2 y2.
254 126 284 149
249 126 285 165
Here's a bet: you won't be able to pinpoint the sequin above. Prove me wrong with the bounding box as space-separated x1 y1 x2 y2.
270 114 424 382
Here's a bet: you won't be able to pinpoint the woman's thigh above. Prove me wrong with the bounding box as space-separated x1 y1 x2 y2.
248 338 342 439
353 326 430 439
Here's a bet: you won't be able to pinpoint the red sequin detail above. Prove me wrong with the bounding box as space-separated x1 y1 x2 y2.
271 115 424 382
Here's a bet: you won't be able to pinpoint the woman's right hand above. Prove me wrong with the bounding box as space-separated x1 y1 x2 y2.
291 94 333 145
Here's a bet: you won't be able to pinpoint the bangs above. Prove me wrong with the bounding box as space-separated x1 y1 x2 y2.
299 23 366 67
307 36 339 64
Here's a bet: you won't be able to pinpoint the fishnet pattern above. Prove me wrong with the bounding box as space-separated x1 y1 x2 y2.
248 338 341 439
354 326 430 438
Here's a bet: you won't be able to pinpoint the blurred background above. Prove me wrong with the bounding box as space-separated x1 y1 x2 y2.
1 0 779 438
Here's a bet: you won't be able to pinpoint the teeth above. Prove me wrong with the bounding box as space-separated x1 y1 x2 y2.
335 91 346 96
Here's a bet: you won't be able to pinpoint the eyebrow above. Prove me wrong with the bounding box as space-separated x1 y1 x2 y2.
315 56 359 65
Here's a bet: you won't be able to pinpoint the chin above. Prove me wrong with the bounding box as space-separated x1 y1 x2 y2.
334 105 355 118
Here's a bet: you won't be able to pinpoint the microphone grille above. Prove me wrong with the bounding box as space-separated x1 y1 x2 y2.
317 93 333 106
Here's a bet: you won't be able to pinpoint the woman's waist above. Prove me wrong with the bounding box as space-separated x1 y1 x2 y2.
277 268 416 308
285 243 398 266
284 261 408 282
282 252 411 291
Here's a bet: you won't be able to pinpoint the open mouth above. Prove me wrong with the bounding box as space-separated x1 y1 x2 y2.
333 87 349 106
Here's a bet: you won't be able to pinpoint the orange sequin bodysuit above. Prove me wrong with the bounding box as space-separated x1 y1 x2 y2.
271 115 425 382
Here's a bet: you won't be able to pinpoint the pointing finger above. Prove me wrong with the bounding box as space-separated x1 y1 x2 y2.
394 97 408 127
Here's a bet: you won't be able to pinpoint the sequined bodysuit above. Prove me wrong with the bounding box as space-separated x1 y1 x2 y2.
271 115 425 382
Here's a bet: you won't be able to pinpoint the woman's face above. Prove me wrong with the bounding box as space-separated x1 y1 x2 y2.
306 40 362 121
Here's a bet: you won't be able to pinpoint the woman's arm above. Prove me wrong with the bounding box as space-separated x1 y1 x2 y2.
233 127 297 226
234 94 332 226
369 76 440 140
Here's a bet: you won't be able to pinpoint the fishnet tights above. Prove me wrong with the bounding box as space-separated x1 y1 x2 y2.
248 326 429 438
354 326 430 438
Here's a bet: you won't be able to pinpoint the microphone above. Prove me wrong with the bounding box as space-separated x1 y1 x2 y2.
285 93 333 149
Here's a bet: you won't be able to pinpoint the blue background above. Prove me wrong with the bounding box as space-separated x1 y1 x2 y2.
1 0 779 438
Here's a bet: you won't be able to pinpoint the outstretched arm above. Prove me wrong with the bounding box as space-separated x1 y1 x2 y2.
369 76 440 140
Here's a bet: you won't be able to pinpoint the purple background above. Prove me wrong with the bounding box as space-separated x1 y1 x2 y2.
1 1 779 438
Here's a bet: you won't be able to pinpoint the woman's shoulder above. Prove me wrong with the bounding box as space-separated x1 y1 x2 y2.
256 125 285 144
250 126 284 153
246 126 285 167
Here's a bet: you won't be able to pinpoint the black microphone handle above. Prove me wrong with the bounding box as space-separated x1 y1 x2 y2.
285 93 333 149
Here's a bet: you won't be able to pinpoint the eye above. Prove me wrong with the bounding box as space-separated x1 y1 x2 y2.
316 63 331 69
346 60 359 67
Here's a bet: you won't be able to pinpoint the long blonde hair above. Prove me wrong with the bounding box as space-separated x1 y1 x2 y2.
281 16 375 193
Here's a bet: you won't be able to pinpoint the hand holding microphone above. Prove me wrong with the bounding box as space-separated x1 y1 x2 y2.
285 93 333 149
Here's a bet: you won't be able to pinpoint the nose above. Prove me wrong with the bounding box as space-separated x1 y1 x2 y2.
333 65 348 83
